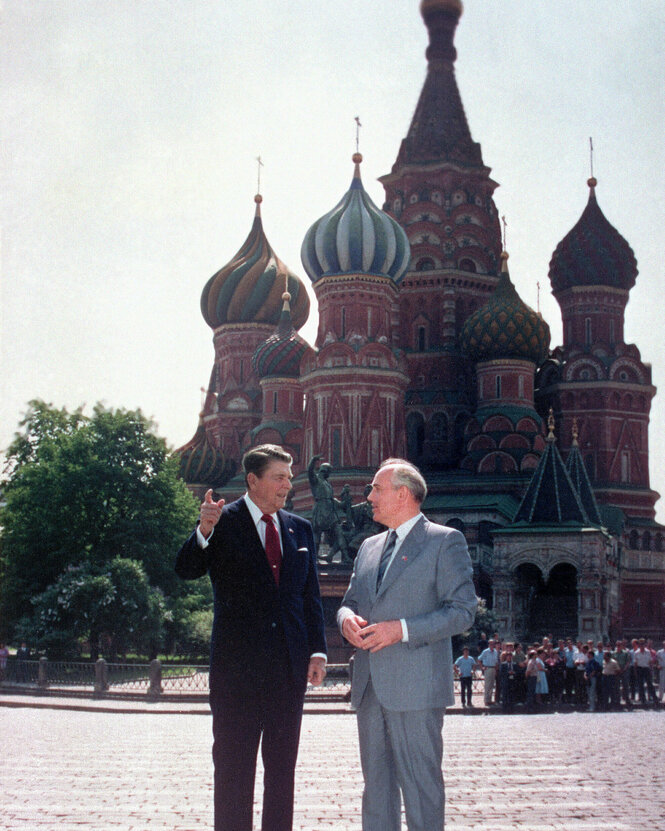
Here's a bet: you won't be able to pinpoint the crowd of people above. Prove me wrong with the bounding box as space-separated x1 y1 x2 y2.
454 633 665 713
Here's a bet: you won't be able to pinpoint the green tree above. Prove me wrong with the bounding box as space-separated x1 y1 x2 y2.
24 557 165 659
0 400 200 643
452 597 499 656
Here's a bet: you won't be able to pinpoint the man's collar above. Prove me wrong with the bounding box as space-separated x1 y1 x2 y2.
243 493 277 523
393 512 423 539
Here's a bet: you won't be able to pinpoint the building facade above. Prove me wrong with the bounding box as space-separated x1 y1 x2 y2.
176 0 664 655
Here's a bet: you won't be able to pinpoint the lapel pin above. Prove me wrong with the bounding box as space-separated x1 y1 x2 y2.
289 528 295 534
402 556 408 561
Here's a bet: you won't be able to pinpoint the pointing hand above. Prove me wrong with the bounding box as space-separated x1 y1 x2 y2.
199 488 225 538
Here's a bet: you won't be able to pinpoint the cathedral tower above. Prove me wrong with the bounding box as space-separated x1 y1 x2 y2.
299 154 410 497
379 0 503 471
538 177 657 521
177 193 310 478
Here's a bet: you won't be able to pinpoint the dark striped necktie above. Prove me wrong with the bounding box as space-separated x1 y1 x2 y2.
376 529 397 590
261 513 281 584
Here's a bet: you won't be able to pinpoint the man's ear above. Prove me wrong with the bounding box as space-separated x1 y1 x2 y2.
247 472 257 490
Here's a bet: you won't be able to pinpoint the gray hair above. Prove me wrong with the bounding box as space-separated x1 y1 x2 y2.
379 457 427 504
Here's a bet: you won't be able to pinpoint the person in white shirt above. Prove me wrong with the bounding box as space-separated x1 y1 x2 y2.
477 639 500 706
633 639 657 705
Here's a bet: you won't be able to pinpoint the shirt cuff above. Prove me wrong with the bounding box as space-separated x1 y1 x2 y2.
196 526 213 548
310 653 327 662
400 618 408 642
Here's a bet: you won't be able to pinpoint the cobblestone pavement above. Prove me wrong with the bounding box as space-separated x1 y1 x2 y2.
1 699 663 830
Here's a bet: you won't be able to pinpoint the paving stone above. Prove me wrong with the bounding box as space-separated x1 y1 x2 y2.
1 700 663 829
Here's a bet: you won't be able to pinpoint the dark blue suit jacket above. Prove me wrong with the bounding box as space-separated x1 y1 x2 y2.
175 498 326 700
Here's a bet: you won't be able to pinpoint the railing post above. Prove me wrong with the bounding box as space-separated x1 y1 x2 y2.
148 658 162 700
94 658 108 696
38 656 48 689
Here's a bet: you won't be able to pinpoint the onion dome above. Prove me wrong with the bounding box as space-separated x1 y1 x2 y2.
549 178 637 294
301 154 411 284
460 252 550 364
201 194 310 329
175 416 236 488
252 291 311 378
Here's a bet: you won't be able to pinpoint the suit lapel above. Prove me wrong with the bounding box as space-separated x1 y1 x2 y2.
368 531 390 603
277 509 299 581
231 498 276 586
376 516 428 599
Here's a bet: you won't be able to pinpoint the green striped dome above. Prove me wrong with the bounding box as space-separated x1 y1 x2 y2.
461 253 550 364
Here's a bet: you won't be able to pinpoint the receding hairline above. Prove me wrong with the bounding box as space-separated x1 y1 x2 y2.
378 458 427 504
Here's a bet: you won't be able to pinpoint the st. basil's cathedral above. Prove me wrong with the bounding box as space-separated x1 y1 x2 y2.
175 0 664 658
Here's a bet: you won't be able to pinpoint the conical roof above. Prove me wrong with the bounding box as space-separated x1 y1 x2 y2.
252 292 311 378
201 195 310 329
392 0 482 168
549 178 637 294
513 412 589 525
565 422 602 525
301 154 410 283
460 252 550 364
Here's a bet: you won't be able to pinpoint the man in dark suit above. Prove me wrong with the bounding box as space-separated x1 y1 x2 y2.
337 458 477 831
176 444 327 831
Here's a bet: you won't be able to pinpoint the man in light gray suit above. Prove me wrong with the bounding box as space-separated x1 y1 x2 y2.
337 459 477 831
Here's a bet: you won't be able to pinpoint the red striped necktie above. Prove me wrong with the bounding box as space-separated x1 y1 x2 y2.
261 513 281 584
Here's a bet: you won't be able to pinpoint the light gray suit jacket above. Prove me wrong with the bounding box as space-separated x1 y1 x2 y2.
337 515 477 711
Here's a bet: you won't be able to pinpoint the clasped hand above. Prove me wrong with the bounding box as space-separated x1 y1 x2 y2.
342 615 403 653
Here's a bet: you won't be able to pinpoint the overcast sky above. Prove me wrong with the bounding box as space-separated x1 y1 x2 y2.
2 0 664 522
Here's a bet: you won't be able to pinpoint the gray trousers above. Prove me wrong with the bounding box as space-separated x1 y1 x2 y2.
356 680 445 831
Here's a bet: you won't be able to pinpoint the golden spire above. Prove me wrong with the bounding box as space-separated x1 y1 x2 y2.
588 138 597 189
547 407 556 442
572 417 579 447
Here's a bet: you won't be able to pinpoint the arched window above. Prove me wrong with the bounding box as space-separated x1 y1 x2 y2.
621 450 630 483
459 258 477 273
416 258 435 272
331 427 342 467
446 517 465 534
406 412 425 461
585 317 592 347
418 326 427 351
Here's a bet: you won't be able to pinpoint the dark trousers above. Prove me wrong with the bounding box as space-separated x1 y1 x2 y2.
636 666 657 704
210 667 305 831
600 674 619 710
618 671 632 704
499 668 515 712
460 676 472 706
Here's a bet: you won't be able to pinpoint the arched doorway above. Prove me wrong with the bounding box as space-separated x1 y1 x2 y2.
514 562 577 642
